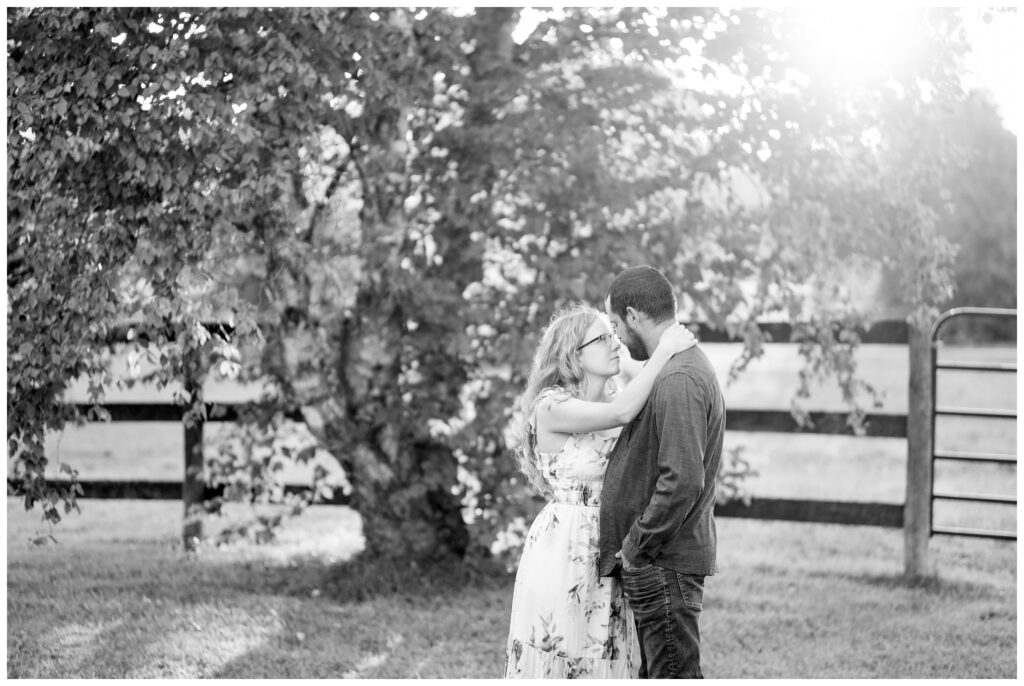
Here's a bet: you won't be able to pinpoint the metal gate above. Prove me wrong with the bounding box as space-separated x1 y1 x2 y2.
930 307 1017 540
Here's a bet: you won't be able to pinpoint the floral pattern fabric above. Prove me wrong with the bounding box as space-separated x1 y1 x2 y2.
503 389 640 679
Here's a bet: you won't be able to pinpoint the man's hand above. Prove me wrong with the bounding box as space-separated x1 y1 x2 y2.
615 549 643 570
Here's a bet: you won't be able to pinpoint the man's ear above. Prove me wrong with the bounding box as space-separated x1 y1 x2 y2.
625 306 642 326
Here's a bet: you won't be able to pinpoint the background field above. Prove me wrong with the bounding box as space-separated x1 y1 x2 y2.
7 342 1017 677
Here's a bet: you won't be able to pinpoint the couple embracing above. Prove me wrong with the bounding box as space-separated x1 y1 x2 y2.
503 265 726 679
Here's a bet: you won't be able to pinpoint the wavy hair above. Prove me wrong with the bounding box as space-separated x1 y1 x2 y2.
509 303 601 498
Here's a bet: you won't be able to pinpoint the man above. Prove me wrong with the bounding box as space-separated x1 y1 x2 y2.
599 265 726 679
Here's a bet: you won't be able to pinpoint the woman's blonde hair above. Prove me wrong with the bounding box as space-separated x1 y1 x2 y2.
509 303 601 497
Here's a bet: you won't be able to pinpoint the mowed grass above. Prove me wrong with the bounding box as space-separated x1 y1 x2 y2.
6 500 1015 678
5 501 509 679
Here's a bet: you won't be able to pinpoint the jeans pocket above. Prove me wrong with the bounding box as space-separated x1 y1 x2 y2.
621 564 663 612
675 573 705 611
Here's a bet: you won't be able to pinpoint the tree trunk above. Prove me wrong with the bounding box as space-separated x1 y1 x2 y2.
282 285 471 560
276 8 523 562
338 286 471 559
347 437 469 559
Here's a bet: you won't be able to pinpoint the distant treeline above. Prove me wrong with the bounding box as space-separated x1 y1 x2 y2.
881 91 1017 343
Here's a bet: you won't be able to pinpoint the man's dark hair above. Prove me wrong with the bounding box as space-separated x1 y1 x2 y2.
608 265 678 323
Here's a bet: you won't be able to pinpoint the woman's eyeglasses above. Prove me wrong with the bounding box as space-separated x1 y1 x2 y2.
577 332 617 351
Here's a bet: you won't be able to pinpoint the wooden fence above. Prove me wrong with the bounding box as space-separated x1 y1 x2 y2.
9 318 974 575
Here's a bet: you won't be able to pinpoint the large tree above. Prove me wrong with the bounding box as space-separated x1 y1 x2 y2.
8 7 968 560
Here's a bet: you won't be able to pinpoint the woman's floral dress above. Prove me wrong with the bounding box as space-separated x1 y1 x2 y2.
503 389 640 679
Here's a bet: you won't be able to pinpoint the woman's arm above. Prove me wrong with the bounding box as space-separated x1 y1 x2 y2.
537 324 696 434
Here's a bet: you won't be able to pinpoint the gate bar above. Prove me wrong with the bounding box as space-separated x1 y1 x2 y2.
933 492 1017 505
936 361 1017 372
932 526 1017 540
935 406 1016 419
934 449 1017 464
915 306 1019 569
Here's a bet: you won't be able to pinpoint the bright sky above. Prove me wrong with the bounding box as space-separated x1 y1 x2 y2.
513 7 1021 135
791 6 1021 134
961 8 1021 135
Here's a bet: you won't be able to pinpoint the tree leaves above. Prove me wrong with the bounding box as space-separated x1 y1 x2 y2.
8 7 970 558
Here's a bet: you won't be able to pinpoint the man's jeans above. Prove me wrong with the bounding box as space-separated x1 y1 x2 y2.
621 564 705 679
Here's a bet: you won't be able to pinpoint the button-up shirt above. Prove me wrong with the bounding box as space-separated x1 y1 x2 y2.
598 346 725 577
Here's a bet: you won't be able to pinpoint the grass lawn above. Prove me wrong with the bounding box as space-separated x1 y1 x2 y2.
6 500 1016 678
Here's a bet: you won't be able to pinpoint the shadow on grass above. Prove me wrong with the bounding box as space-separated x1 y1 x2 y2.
316 553 512 603
188 549 513 603
7 541 515 678
805 568 1013 599
726 553 1013 601
203 553 515 678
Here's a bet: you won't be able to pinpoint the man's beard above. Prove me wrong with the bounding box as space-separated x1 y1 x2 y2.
622 329 649 361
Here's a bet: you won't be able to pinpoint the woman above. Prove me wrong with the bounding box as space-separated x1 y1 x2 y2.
503 303 697 679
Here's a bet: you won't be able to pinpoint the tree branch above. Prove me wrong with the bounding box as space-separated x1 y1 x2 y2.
302 156 351 243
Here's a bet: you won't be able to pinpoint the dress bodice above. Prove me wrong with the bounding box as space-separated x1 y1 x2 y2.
532 388 619 508
536 432 618 507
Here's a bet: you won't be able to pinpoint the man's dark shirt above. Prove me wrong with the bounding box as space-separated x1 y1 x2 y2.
599 345 725 577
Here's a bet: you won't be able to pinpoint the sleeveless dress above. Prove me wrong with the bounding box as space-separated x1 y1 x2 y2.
503 389 640 679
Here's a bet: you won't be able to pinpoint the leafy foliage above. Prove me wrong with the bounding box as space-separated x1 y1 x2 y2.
8 8 970 559
877 91 1017 341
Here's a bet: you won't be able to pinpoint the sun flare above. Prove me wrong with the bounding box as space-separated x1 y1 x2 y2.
789 6 929 86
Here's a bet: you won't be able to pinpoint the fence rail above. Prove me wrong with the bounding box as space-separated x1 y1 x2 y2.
715 497 904 528
724 410 906 437
683 320 910 344
5 478 328 503
80 403 910 438
79 404 908 435
7 478 908 530
78 403 304 423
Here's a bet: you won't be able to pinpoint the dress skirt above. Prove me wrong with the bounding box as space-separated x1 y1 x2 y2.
503 495 639 678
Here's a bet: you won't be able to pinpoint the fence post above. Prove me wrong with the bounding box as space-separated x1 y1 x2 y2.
182 370 204 551
904 323 934 578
